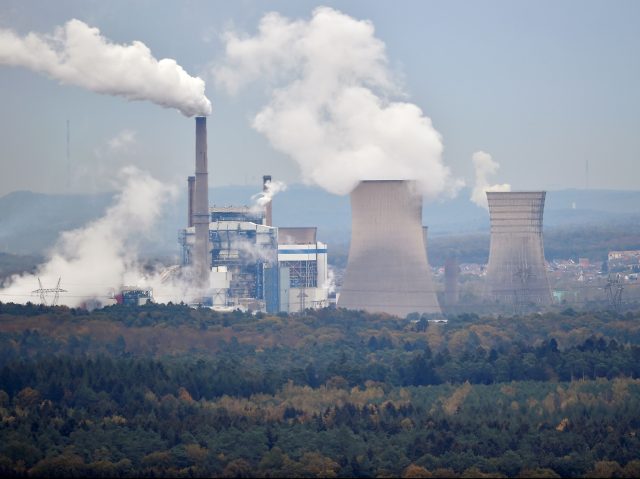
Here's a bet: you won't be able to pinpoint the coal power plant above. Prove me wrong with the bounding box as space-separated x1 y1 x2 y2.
180 119 330 313
338 180 441 317
81 118 560 317
484 191 552 307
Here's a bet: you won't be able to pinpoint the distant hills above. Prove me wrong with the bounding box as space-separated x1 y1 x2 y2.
1 186 639 261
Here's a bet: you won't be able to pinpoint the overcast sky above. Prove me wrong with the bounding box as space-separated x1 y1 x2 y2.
0 0 638 197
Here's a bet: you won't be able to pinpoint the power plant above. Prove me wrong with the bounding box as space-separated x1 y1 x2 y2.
338 180 441 317
179 118 329 312
18 117 564 318
19 116 564 317
484 191 552 307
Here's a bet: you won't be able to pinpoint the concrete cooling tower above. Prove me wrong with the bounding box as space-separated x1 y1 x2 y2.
485 191 552 306
338 180 441 317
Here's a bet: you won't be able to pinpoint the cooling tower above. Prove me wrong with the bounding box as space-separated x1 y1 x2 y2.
193 117 209 287
263 175 273 227
338 180 441 317
485 191 551 306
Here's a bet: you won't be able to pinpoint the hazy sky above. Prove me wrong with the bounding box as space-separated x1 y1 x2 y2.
0 0 638 197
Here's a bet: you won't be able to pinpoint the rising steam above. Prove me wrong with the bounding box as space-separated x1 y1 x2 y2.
251 179 287 209
470 151 511 209
0 19 211 116
214 7 461 197
0 167 188 307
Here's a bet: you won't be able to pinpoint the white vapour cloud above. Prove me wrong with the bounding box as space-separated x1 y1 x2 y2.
324 266 337 295
470 151 511 209
0 167 184 307
107 129 137 152
214 7 461 197
251 179 287 209
0 19 211 117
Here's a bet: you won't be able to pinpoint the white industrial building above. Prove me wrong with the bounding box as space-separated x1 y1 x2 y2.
180 209 329 313
276 227 329 313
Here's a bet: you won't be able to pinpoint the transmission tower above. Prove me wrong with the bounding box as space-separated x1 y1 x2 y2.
32 277 67 306
605 273 624 312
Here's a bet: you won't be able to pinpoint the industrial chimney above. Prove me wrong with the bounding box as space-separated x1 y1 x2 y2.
485 191 551 307
444 256 460 308
263 175 272 227
193 117 209 288
339 180 441 317
187 175 195 228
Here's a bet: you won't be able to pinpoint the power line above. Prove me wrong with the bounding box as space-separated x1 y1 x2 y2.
31 277 67 306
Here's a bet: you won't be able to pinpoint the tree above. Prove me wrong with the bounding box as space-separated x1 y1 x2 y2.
403 464 433 478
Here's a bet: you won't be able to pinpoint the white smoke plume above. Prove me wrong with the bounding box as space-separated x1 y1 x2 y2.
251 179 287 211
470 151 511 209
0 167 185 307
324 265 337 295
214 7 461 197
0 19 211 117
107 129 137 153
232 238 275 263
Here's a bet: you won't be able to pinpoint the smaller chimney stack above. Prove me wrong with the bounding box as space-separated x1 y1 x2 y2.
444 256 460 307
263 175 273 227
187 176 195 228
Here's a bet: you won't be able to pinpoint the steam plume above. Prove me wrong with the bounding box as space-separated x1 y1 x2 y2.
0 19 211 116
252 179 287 209
470 151 511 209
0 167 182 307
214 7 461 197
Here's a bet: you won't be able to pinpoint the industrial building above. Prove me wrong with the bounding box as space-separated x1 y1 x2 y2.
115 287 153 306
484 191 552 307
181 126 329 312
180 205 278 310
276 227 329 313
180 215 329 312
338 180 441 317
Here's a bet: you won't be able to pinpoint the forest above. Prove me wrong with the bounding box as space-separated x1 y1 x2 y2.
1 302 640 477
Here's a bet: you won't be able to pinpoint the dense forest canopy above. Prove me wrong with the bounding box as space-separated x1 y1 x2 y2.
1 303 640 477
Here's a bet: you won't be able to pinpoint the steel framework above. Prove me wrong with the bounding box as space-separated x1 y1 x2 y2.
32 277 67 306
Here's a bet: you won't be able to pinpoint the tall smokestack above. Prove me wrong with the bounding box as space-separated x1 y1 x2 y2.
263 175 273 226
339 180 441 317
444 256 460 307
193 117 209 288
485 191 551 307
187 176 195 228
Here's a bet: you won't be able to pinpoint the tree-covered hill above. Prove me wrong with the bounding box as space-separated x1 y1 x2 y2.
1 303 640 477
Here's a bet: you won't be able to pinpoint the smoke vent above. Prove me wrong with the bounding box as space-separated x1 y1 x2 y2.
193 117 209 287
338 180 441 317
444 256 460 307
263 175 273 227
485 191 551 306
